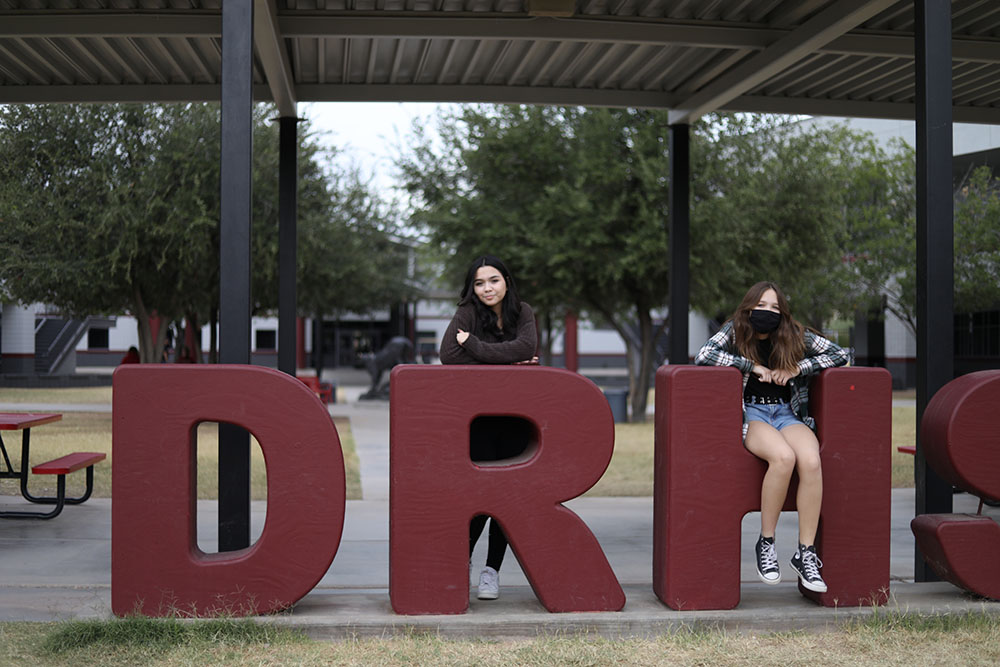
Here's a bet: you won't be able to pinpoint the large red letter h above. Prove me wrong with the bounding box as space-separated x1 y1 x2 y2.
653 366 891 610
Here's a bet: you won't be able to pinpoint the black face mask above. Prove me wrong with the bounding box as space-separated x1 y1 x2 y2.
749 309 781 334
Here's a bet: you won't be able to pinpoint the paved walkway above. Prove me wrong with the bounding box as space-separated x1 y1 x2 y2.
0 384 997 638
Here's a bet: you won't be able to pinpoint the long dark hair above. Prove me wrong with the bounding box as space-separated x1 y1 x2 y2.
458 255 523 339
729 281 805 372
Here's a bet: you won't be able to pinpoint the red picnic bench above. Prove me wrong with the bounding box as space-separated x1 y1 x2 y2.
0 413 106 519
298 376 334 404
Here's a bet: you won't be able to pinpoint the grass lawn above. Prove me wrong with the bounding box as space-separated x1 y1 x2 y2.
0 386 112 404
1 611 998 665
0 387 915 500
0 389 361 501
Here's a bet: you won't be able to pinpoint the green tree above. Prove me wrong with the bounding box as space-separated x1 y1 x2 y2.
402 105 671 420
401 105 575 363
954 165 1000 313
0 103 411 363
400 107 928 420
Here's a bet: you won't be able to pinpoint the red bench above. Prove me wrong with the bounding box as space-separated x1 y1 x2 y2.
298 376 334 404
24 452 107 519
0 413 107 520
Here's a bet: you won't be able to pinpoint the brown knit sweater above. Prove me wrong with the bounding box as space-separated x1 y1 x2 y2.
439 301 537 365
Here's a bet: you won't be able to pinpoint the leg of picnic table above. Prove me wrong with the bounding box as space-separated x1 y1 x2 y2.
0 432 17 478
0 475 65 520
21 463 96 505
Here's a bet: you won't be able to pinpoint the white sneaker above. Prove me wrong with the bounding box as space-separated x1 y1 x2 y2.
477 566 499 600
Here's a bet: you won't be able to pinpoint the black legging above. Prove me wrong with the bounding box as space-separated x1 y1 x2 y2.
468 416 532 572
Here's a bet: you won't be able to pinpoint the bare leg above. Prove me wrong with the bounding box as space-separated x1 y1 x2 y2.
780 424 823 546
745 421 796 537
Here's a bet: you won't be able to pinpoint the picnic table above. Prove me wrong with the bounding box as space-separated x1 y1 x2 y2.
0 413 105 519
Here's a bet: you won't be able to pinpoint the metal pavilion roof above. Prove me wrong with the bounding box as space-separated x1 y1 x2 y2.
1 0 999 124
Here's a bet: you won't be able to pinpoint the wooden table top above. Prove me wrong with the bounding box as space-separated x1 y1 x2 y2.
0 413 63 430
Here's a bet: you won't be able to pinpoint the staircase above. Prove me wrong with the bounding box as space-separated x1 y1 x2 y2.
33 316 113 375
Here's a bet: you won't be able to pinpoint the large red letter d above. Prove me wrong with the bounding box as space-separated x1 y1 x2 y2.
112 365 345 617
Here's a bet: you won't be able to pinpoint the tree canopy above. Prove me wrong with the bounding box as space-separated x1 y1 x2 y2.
0 103 412 362
399 106 953 421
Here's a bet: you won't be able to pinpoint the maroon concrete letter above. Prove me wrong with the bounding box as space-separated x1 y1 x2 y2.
112 365 345 616
912 370 1000 600
654 366 891 609
389 365 625 614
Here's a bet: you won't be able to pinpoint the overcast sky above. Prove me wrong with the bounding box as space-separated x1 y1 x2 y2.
299 101 455 193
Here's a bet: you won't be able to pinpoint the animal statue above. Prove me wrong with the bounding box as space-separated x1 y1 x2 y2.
360 336 413 400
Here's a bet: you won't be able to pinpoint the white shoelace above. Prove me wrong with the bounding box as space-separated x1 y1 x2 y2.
801 549 823 580
759 541 778 571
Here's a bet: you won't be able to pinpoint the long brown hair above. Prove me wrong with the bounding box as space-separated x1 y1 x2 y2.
729 281 805 373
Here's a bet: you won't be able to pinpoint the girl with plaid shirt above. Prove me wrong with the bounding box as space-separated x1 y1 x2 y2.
695 281 848 593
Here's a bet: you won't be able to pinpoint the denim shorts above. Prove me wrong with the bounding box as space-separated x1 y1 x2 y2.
744 402 803 431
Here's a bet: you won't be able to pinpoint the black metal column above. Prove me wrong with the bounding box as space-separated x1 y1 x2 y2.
669 124 690 365
278 116 299 376
218 0 254 552
914 0 954 581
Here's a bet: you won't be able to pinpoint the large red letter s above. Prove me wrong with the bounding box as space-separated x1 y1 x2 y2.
112 365 345 617
389 365 625 614
912 370 1000 600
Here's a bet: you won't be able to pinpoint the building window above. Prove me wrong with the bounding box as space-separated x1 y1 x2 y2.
87 328 109 350
255 329 277 351
955 310 1000 358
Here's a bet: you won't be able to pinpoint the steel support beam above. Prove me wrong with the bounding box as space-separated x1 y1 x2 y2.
668 124 690 366
254 0 297 116
278 116 299 376
7 14 1000 66
667 0 898 125
218 0 254 553
913 0 954 582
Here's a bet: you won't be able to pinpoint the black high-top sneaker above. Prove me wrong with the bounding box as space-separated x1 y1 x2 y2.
790 544 827 592
755 535 781 584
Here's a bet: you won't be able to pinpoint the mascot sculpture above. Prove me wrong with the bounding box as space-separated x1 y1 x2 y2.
360 336 413 400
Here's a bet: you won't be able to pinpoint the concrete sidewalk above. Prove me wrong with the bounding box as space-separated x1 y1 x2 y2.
1 390 998 638
2 489 998 636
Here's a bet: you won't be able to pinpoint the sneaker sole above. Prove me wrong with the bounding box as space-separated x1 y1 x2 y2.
477 590 499 600
793 571 827 593
756 569 781 585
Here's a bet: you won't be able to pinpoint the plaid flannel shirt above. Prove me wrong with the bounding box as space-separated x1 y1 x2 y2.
694 320 849 439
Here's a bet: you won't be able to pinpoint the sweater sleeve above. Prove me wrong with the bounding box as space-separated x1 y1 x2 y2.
439 303 480 365
693 321 755 374
796 330 850 376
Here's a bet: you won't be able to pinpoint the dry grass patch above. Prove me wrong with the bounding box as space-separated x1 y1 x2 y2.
0 386 112 404
891 406 916 488
586 422 654 496
2 612 999 666
0 413 361 501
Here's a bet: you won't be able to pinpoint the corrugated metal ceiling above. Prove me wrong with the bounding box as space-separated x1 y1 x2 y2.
0 0 998 123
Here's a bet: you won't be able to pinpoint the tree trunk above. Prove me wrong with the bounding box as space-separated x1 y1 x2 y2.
629 309 655 423
186 312 203 363
540 310 553 367
154 318 170 362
